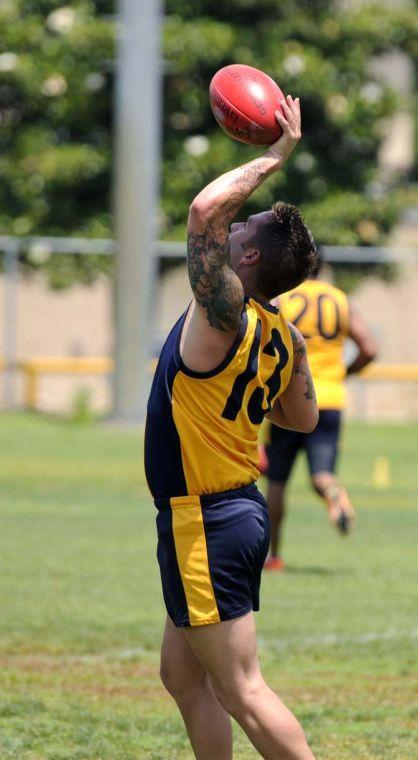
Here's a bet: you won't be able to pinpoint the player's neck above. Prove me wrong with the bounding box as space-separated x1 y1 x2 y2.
244 286 271 308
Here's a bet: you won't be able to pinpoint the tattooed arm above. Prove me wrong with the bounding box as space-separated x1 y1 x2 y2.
187 95 301 333
266 324 318 433
187 213 244 333
187 159 278 333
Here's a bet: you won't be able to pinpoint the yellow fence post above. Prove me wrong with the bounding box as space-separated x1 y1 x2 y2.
5 360 417 414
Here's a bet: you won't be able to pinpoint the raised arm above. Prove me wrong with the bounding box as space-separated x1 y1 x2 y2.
346 302 378 375
266 324 319 433
187 96 301 333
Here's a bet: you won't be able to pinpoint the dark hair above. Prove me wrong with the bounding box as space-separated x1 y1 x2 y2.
254 202 318 299
309 246 324 279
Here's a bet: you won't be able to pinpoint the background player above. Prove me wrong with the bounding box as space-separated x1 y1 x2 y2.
262 252 378 571
145 96 319 759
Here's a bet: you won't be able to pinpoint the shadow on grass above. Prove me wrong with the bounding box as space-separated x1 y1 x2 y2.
284 564 351 576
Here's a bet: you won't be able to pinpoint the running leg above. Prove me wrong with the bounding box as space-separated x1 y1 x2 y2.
184 611 315 760
160 615 233 759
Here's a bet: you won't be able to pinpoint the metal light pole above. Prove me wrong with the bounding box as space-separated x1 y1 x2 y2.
2 242 18 408
113 0 162 423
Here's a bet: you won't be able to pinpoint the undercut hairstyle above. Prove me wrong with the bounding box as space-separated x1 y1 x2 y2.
309 247 324 279
253 202 319 299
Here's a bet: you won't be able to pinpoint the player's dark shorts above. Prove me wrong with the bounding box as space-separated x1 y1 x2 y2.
267 409 342 483
154 483 270 628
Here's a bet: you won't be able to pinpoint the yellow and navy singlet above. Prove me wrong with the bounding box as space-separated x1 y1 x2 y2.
145 297 293 499
279 279 349 410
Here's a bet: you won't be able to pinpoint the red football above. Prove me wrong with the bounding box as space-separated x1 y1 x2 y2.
209 64 285 146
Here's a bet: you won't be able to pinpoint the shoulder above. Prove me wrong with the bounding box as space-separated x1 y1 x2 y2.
246 298 293 357
247 297 284 336
179 299 247 375
247 297 279 318
286 320 303 348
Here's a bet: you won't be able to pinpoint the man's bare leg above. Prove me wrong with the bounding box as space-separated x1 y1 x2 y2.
160 616 233 759
266 480 286 558
311 471 355 534
184 611 315 760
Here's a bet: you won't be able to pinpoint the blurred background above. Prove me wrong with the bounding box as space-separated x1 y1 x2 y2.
1 4 418 759
0 0 418 421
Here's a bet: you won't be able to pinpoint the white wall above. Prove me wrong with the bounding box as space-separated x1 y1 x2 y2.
1 252 418 419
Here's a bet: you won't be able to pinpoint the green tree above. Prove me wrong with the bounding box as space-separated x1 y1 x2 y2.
163 0 418 252
0 0 114 285
1 1 417 287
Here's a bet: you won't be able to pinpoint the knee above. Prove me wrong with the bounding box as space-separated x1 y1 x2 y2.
159 662 185 699
160 660 203 702
210 675 263 719
212 677 308 745
268 482 286 508
311 477 323 496
311 473 331 496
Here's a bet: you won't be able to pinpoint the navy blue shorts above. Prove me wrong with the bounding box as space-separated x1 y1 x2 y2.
155 484 270 628
267 409 342 483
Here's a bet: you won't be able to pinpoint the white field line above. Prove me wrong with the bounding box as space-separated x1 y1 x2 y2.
259 628 418 652
3 629 418 665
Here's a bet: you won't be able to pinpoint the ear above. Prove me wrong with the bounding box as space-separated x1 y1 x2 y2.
241 247 261 267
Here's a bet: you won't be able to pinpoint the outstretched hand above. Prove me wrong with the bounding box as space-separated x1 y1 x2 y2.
265 94 301 163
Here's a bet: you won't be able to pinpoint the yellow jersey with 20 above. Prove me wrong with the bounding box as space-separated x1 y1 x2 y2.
278 279 349 410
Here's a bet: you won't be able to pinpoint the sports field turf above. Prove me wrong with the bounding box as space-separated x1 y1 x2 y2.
0 413 417 759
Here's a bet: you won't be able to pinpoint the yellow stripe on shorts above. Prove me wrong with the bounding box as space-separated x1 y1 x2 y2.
170 495 220 626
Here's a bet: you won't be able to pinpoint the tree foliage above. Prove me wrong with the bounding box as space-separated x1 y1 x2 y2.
162 1 418 245
0 1 113 239
0 0 417 286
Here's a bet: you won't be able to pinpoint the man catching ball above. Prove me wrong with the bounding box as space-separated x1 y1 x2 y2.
145 95 318 759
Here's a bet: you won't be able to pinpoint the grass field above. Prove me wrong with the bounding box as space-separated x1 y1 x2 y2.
0 413 417 759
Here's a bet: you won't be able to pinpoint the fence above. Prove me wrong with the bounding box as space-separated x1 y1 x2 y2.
1 235 418 416
0 356 416 413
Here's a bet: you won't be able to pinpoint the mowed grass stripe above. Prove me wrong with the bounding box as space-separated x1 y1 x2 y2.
0 414 417 759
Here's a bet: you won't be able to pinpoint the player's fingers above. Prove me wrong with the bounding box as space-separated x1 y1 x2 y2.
278 104 295 133
275 108 290 131
280 98 294 122
287 94 301 123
